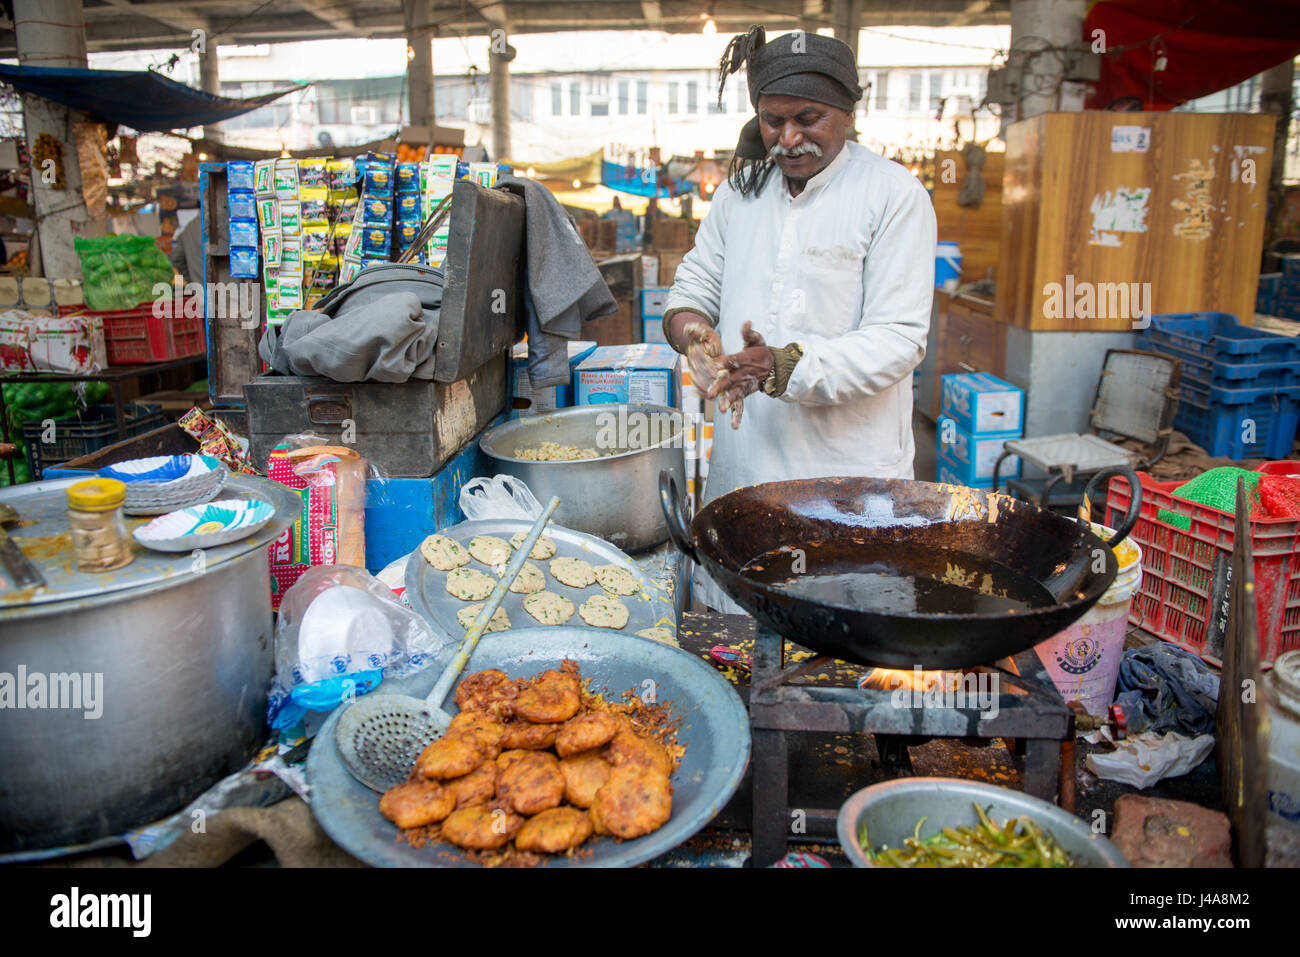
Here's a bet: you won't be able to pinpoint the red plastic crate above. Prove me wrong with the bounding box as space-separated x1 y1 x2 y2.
1105 470 1300 666
83 304 206 365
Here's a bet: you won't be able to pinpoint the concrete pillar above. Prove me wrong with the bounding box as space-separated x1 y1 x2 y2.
1009 0 1087 121
407 7 435 139
489 42 511 161
832 0 861 141
14 0 90 279
200 46 223 144
1261 58 1295 198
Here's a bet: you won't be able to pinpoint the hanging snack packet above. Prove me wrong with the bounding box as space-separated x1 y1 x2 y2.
360 226 390 258
394 192 422 223
281 238 303 274
297 157 328 190
279 200 302 236
332 221 352 257
394 161 421 193
263 231 282 267
254 159 276 196
301 224 330 260
327 158 357 192
361 194 392 227
256 196 280 231
274 159 299 200
300 187 329 226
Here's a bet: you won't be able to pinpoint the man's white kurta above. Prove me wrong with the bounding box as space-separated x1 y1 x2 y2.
664 140 936 612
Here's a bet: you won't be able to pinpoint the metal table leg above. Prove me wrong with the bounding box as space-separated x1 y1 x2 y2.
750 626 789 867
1021 737 1061 800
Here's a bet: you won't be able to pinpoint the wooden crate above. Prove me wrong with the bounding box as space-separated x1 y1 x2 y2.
996 112 1274 331
932 150 1004 284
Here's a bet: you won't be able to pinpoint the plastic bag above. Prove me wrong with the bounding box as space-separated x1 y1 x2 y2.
1084 730 1215 789
73 234 175 311
266 564 450 729
459 474 543 522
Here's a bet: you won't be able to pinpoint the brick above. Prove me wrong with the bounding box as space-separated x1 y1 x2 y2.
1111 795 1232 867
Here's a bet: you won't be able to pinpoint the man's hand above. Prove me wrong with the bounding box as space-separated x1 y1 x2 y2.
666 310 725 393
708 321 774 429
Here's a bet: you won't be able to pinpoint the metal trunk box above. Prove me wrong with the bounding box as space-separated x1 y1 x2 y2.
243 353 507 477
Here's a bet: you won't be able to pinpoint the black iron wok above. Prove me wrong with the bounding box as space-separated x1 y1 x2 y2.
659 468 1141 670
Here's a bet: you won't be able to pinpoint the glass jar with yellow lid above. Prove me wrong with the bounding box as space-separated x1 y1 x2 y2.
67 478 134 572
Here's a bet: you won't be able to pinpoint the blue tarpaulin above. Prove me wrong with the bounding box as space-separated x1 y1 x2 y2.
601 160 689 198
0 64 306 133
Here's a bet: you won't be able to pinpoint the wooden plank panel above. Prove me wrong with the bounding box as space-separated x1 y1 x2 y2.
995 115 1044 328
932 150 1004 284
998 112 1274 331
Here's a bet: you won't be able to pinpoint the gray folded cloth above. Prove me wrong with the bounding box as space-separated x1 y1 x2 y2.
498 174 618 389
1115 643 1221 735
259 289 436 382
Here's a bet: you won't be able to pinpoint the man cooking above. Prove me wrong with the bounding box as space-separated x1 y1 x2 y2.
662 26 936 612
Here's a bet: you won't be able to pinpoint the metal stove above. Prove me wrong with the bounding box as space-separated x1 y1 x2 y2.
748 624 1073 867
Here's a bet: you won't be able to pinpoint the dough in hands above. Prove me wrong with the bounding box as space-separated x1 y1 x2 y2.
523 590 575 625
445 567 495 601
467 535 511 566
510 531 557 560
578 593 629 629
457 603 511 632
550 556 597 588
419 533 470 570
594 564 640 596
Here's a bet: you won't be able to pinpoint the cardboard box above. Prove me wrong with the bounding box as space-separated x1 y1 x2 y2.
575 344 679 407
510 339 598 417
641 287 669 319
657 250 686 285
936 417 1020 484
940 372 1024 436
643 316 667 344
640 254 659 287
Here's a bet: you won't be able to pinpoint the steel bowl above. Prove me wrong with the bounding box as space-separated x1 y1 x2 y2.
479 403 686 553
836 777 1129 868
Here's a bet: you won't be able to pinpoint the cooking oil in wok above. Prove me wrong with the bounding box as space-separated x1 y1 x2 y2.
740 540 1055 615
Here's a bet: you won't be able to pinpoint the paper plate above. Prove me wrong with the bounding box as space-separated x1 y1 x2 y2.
133 498 276 552
99 454 221 485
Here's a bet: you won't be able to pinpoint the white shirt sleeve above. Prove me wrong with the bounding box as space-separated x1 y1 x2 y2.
782 174 936 406
662 183 733 326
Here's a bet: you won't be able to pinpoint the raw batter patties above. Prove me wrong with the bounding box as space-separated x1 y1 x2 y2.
594 563 640 596
467 534 511 565
494 559 545 594
419 533 470 570
523 590 574 625
579 593 629 629
510 531 557 560
456 603 511 632
445 566 495 601
514 806 593 854
635 627 678 647
550 556 597 588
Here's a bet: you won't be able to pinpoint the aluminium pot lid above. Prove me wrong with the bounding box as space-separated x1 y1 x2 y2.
0 473 300 615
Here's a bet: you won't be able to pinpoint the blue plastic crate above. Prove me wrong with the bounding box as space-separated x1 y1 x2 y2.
1147 312 1300 362
1173 384 1300 460
1145 337 1300 388
1283 255 1300 279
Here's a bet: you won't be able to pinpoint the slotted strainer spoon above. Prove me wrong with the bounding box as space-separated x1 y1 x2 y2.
334 496 561 792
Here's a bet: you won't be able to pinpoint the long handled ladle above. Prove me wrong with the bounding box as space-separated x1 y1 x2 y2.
334 496 561 792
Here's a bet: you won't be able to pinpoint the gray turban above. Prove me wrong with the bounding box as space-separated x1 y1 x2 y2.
718 26 863 160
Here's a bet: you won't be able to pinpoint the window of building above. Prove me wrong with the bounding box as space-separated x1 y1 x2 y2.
907 72 922 112
618 80 629 114
591 101 609 116
686 80 698 113
570 82 580 115
667 82 679 114
551 82 562 116
875 71 889 111
735 77 748 112
929 71 944 113
637 80 648 114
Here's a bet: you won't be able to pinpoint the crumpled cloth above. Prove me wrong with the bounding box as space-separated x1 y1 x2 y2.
498 174 618 389
1115 642 1220 735
259 290 436 382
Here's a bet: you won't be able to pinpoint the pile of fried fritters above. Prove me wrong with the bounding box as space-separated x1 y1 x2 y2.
379 660 677 858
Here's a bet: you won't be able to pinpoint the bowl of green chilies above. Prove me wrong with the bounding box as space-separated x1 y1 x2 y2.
837 778 1129 868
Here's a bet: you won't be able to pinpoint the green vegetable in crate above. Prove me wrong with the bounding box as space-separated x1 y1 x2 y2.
74 235 175 311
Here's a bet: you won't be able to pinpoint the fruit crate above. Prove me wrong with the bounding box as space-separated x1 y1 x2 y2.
21 402 164 479
1171 382 1300 460
82 304 207 366
1105 471 1300 666
1146 312 1300 362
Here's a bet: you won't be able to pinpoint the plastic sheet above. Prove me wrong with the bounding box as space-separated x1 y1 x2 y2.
72 234 174 311
459 474 542 522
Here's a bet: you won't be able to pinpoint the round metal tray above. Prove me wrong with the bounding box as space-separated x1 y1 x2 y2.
404 518 676 644
0 473 300 610
306 627 751 867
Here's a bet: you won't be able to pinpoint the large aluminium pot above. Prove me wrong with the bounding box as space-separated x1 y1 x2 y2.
0 474 299 854
479 403 686 553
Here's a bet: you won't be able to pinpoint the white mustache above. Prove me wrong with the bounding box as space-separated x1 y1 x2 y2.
768 141 823 159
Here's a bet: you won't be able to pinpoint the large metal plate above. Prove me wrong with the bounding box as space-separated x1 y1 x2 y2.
306 627 751 867
0 473 300 610
405 518 676 644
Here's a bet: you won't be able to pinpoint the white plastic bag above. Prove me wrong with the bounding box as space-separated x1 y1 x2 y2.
1084 730 1215 789
459 475 543 522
